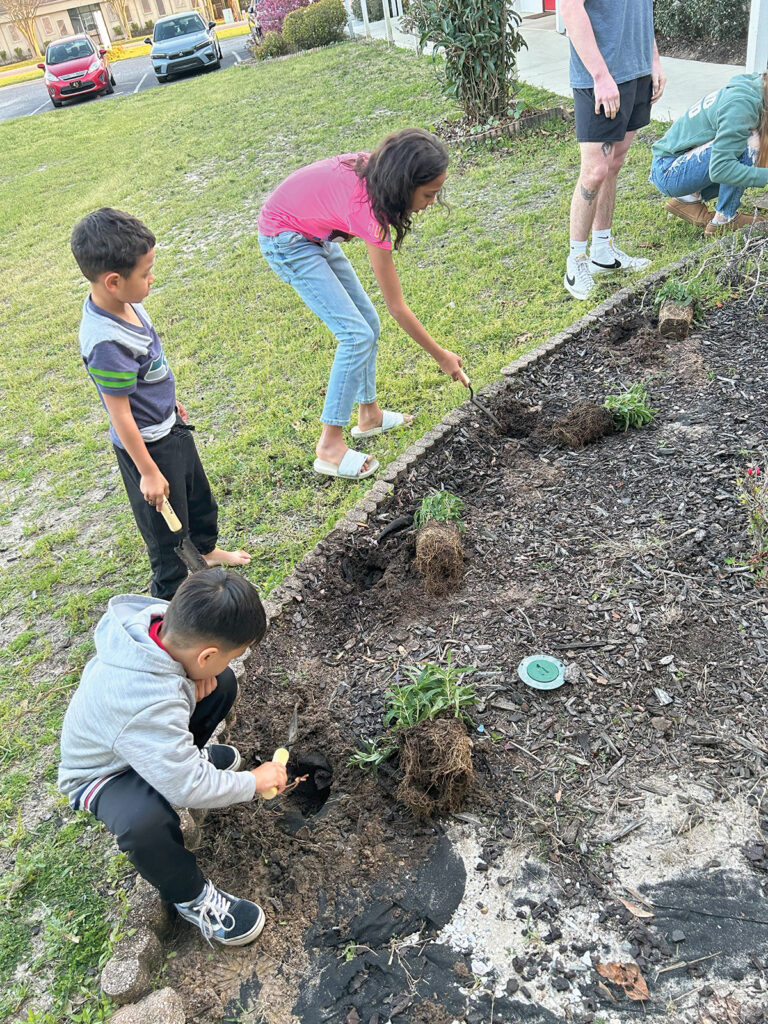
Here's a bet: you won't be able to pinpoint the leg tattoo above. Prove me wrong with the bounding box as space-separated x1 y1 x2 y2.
601 141 614 158
580 183 599 205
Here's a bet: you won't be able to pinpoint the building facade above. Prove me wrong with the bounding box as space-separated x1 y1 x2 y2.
0 0 229 60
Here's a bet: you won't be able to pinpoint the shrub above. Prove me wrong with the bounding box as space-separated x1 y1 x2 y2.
252 29 291 58
407 0 527 123
283 0 346 50
653 0 749 42
144 19 154 30
351 0 383 20
14 47 23 60
414 491 464 529
0 50 7 62
112 24 124 36
603 383 657 432
130 21 141 35
256 0 308 33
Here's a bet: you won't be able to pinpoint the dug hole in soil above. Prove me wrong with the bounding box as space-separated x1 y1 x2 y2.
164 287 768 1024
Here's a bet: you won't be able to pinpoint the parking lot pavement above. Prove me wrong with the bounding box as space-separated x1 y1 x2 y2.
0 35 251 124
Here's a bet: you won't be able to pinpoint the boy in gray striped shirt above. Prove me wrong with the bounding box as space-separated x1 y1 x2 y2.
72 208 250 597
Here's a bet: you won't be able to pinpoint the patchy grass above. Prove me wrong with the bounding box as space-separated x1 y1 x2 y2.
0 39 708 1016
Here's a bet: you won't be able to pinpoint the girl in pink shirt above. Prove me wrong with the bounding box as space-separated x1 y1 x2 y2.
258 128 465 480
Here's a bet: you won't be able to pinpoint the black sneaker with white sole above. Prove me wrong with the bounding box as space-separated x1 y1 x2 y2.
202 743 242 771
175 879 265 946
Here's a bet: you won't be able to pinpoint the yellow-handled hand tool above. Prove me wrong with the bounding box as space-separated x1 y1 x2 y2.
261 704 299 800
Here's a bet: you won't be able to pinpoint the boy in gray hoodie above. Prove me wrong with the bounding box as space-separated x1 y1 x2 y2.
59 569 287 947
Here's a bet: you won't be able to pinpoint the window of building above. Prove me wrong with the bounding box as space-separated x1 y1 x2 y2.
57 19 68 35
43 16 53 33
141 0 151 13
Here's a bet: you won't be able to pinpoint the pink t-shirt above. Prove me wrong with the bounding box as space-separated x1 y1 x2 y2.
257 154 392 251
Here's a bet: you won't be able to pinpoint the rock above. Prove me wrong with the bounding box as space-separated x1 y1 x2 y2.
497 875 512 887
471 958 491 976
671 929 686 943
124 878 174 939
506 978 519 995
110 987 185 1024
178 809 201 850
475 860 488 872
551 976 570 991
111 928 162 974
101 956 152 1005
650 716 672 733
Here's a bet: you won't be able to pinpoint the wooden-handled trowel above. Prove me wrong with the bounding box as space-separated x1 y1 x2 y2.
158 498 209 573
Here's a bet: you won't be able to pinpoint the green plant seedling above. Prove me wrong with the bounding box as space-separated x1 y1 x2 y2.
414 490 465 529
604 383 657 431
653 274 702 318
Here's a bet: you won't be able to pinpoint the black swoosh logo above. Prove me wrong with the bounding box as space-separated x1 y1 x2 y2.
592 259 622 269
566 274 576 286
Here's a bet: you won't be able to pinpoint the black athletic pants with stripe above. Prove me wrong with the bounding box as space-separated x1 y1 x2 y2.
114 417 218 600
90 667 237 904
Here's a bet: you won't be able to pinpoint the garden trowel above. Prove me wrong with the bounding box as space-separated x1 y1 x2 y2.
457 371 505 431
158 498 209 573
262 703 299 800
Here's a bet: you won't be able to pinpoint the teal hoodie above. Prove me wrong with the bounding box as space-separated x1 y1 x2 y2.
652 73 768 191
58 595 257 809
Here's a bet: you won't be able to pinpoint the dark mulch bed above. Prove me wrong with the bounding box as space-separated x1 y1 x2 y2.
167 286 768 1023
656 34 747 66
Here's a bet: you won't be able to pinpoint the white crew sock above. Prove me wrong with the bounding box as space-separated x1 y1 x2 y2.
569 239 588 258
591 228 612 248
678 193 702 203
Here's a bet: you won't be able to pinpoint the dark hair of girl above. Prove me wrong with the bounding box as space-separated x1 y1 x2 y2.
352 128 449 251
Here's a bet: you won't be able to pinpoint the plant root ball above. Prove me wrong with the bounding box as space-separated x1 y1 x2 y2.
551 400 614 449
396 718 473 819
414 521 464 596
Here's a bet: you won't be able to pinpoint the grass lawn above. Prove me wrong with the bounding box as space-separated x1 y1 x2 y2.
0 40 709 1019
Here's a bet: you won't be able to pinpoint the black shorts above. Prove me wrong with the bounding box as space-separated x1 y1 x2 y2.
573 74 653 144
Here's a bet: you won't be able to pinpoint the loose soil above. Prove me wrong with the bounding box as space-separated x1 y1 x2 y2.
166 289 768 1024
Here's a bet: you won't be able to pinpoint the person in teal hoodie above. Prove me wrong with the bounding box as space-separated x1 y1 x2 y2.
650 72 768 236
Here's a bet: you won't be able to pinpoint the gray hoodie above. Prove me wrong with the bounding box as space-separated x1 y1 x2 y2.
58 595 256 809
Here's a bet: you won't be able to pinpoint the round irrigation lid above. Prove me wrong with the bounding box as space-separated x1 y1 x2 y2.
517 654 566 691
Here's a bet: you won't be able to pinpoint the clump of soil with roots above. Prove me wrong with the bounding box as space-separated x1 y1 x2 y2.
551 400 615 448
396 718 474 819
414 520 464 595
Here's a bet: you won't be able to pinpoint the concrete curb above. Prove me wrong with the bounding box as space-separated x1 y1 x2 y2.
99 259 690 1015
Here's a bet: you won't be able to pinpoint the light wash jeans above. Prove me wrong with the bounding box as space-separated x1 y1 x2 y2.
259 231 380 427
649 138 758 220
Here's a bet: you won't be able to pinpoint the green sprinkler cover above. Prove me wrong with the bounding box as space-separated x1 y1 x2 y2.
517 654 566 690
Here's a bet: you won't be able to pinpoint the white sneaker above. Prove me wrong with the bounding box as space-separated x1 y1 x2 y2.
590 238 651 275
564 253 595 300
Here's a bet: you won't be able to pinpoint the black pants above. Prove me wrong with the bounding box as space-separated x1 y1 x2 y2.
114 418 218 600
90 667 237 904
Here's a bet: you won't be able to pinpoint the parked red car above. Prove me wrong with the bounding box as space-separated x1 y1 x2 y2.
38 35 115 108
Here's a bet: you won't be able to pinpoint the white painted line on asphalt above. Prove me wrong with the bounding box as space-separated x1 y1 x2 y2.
133 73 148 94
29 99 49 114
233 51 241 62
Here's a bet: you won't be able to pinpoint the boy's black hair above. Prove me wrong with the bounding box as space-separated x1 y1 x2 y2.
351 128 449 251
163 569 267 649
70 207 156 282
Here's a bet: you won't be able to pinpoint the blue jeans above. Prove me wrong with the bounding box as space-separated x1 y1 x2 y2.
259 231 380 427
649 140 757 220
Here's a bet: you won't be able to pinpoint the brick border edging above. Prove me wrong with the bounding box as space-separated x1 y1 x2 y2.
99 257 692 1017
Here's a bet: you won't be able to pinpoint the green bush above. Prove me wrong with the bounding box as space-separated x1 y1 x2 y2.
351 0 383 20
130 21 141 34
283 0 346 50
653 0 749 41
111 24 124 36
252 29 291 59
407 0 527 123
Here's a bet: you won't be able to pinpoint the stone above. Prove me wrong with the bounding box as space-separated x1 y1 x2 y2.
110 987 186 1024
112 927 162 972
671 929 686 943
124 878 173 939
471 958 490 976
178 809 201 850
100 955 152 1005
650 716 673 733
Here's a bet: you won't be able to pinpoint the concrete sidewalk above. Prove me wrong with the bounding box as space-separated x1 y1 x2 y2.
355 13 745 123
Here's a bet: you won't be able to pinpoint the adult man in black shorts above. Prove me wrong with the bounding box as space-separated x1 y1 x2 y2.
562 0 666 300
